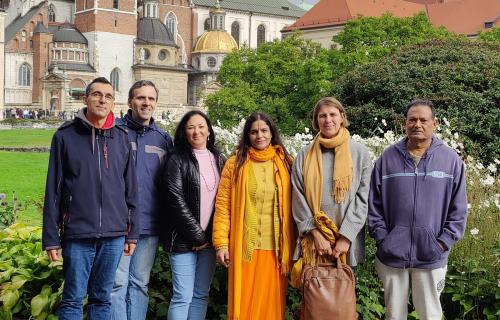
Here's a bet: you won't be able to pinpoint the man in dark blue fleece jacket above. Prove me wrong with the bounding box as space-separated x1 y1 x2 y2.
42 77 139 320
368 99 468 320
110 80 173 320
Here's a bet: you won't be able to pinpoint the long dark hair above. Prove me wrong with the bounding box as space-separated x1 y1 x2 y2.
234 112 293 179
174 110 220 157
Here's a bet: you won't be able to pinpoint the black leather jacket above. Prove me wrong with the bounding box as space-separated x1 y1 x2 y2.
163 149 225 252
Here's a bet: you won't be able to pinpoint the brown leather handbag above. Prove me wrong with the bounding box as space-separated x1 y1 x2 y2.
299 257 358 320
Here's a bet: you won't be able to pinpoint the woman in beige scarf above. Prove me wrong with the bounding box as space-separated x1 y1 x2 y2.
292 97 372 271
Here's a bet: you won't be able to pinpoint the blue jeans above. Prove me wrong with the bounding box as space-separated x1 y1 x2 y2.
59 236 125 320
110 235 159 320
167 247 216 320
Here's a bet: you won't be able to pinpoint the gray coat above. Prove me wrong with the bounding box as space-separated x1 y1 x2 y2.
292 139 372 266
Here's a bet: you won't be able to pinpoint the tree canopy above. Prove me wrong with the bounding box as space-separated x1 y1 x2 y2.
206 13 454 135
333 39 500 162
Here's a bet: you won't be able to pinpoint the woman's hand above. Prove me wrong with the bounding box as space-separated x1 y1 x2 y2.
192 242 209 251
333 235 351 258
216 248 231 267
310 229 333 256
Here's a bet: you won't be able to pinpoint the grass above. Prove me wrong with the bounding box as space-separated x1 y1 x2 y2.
0 129 55 147
0 151 48 226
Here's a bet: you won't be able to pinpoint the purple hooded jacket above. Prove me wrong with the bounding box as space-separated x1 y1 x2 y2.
368 136 467 269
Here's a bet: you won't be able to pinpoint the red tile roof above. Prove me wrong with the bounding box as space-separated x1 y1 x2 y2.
427 0 500 35
283 0 500 35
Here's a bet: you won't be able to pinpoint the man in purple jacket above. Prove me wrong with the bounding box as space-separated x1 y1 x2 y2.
368 99 468 320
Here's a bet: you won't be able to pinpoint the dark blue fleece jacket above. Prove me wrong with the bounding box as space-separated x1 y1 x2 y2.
368 136 468 269
116 111 173 235
42 108 139 249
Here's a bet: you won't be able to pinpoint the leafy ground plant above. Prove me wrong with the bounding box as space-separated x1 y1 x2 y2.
0 224 62 320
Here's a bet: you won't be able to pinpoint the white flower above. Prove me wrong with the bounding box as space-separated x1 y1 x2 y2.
304 127 310 134
470 228 479 236
442 117 450 126
494 159 500 165
453 132 459 140
480 176 495 186
475 163 484 170
467 203 472 209
381 119 387 127
487 163 497 173
480 200 490 208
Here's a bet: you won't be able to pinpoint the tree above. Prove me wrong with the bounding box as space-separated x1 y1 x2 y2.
331 12 454 76
333 39 500 162
206 34 333 134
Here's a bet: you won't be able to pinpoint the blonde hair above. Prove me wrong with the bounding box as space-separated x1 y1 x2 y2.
312 97 349 131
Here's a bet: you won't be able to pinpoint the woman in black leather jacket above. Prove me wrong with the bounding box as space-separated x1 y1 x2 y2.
163 110 224 320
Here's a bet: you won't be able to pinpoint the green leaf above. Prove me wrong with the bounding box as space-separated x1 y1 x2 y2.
0 288 20 310
10 274 29 289
31 293 49 317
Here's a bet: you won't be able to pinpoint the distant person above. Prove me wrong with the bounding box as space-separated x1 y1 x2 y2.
368 99 468 320
110 80 173 320
213 112 295 320
42 77 139 319
164 110 225 320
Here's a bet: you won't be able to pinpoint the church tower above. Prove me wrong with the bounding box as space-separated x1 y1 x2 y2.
74 0 136 103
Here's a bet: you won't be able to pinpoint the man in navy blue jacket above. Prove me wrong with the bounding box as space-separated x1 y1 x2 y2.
42 77 139 320
368 99 468 320
110 80 173 320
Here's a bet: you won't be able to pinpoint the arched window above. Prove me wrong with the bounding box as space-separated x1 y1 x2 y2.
165 12 177 39
257 24 266 47
231 21 240 45
110 68 120 92
204 18 210 31
48 4 56 22
18 63 31 86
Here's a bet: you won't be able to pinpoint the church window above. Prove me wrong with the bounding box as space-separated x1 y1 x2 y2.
21 30 26 42
204 18 210 31
207 56 216 68
18 63 31 86
110 68 120 91
231 21 240 45
113 0 118 9
48 4 56 22
257 24 266 47
166 12 177 39
158 49 169 61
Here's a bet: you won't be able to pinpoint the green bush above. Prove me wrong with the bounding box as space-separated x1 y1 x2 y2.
333 38 500 162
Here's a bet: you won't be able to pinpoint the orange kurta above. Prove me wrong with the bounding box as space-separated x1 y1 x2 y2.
213 146 295 320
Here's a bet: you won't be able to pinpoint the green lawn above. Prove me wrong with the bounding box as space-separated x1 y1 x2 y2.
0 129 55 147
0 151 48 226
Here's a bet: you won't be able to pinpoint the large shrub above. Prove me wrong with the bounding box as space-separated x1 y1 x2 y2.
333 38 500 162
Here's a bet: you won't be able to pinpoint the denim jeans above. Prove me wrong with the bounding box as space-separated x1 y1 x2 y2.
167 247 216 320
59 236 125 320
110 235 159 320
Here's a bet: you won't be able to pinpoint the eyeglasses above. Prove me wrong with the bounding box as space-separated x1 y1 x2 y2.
89 91 115 102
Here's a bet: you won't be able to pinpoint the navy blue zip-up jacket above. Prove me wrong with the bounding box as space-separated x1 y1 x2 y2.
42 108 139 249
368 136 467 269
116 110 173 235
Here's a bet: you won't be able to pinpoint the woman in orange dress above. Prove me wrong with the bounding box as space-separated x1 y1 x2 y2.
212 112 295 320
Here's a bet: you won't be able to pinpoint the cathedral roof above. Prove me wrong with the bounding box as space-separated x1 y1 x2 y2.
52 24 88 44
137 17 176 46
5 1 45 41
193 30 238 53
192 0 305 18
33 21 50 34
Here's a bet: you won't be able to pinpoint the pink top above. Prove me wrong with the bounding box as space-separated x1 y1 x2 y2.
193 148 220 231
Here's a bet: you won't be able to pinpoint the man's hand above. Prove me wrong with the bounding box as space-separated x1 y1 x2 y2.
46 249 61 262
124 242 137 256
333 235 351 258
